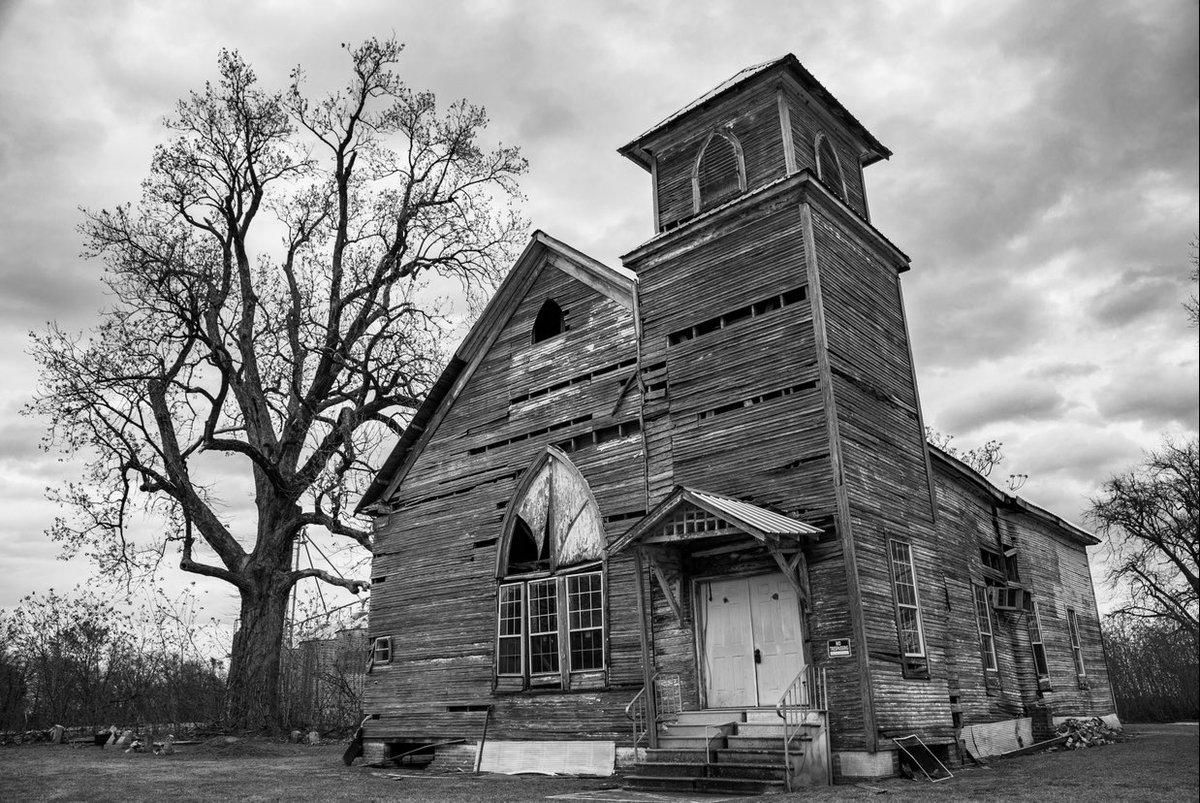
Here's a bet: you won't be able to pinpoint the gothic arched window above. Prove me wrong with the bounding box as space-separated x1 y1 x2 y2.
532 299 564 343
692 129 746 214
496 448 606 687
815 133 847 202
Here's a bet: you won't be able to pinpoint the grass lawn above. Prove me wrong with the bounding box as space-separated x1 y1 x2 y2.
0 723 1195 802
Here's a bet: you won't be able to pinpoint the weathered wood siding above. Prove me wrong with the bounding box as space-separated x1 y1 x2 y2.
808 198 954 747
364 257 647 742
647 80 788 231
780 79 869 219
932 460 1114 725
629 183 861 741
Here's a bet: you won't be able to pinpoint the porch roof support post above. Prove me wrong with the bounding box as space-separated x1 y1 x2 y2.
633 547 658 748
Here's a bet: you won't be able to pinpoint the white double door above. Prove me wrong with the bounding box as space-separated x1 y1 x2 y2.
701 572 805 708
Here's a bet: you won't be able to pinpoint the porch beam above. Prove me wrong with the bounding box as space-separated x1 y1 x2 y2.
643 548 685 624
769 546 811 613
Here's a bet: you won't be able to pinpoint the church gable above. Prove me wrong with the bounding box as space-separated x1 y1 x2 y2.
360 232 637 512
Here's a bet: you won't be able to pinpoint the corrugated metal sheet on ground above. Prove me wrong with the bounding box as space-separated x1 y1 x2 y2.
479 740 615 776
961 717 1033 759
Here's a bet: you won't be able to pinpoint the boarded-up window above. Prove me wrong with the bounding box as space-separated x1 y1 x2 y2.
816 133 846 202
693 130 745 213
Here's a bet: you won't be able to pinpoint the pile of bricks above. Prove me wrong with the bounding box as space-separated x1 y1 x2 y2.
1052 717 1121 750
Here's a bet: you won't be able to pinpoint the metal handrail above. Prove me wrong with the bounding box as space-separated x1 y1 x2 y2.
625 673 682 758
775 665 827 791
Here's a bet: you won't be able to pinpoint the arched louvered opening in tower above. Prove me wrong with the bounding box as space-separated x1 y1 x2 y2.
815 133 847 202
531 298 564 343
693 130 746 214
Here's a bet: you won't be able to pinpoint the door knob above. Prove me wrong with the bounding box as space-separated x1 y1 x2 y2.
754 648 762 664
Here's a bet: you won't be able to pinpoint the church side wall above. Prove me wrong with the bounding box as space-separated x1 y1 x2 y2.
809 202 957 749
364 262 647 743
933 462 1116 729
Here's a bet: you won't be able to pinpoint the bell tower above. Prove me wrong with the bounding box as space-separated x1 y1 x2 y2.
620 55 948 761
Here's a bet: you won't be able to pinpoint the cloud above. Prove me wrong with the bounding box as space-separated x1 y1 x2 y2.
937 382 1071 434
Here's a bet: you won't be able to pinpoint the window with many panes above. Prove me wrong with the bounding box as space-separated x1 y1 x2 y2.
888 540 927 676
495 448 607 690
1067 608 1087 688
1028 600 1051 690
973 584 998 672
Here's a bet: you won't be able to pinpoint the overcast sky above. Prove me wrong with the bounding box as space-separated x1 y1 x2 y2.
1 0 1197 622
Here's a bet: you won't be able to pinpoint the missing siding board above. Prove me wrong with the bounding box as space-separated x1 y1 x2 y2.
668 286 808 346
603 510 647 524
773 452 829 472
696 380 817 421
473 537 499 550
555 419 641 453
395 470 521 511
509 358 638 405
468 415 594 455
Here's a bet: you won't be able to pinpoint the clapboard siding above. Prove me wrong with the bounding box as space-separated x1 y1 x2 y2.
650 80 787 231
365 257 647 742
781 80 869 219
930 457 1114 729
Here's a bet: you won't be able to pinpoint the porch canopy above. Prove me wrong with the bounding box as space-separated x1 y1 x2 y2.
612 486 822 617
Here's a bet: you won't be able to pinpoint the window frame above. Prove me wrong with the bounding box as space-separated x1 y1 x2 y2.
887 539 928 668
973 584 999 672
494 568 606 689
691 128 747 214
1028 600 1051 690
815 132 848 202
372 635 392 666
1067 607 1088 687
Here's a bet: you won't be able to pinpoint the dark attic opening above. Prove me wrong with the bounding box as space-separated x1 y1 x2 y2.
532 298 565 342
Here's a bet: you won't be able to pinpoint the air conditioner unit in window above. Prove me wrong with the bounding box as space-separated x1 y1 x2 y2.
990 586 1033 612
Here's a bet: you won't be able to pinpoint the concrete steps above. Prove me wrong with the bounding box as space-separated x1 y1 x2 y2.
625 708 817 794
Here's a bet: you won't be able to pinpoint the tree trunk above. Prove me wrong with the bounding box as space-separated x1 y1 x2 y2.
225 575 291 731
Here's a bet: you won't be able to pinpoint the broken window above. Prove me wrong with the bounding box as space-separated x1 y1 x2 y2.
1067 608 1088 688
887 539 927 673
815 133 847 202
1028 600 1051 691
372 636 392 665
495 448 607 689
973 584 998 672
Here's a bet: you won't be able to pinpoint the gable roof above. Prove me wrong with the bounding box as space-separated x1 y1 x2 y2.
356 231 637 514
928 446 1099 546
610 485 822 554
618 53 891 170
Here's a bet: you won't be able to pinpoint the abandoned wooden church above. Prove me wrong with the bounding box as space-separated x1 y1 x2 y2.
356 54 1116 788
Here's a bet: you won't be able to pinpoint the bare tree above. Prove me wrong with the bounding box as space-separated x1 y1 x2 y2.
1089 439 1199 640
925 427 1006 478
27 39 526 729
1186 236 1198 327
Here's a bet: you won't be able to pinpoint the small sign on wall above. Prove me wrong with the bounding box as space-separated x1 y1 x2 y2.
827 638 852 658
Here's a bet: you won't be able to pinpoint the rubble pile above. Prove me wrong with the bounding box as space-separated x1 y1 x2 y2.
1053 717 1122 750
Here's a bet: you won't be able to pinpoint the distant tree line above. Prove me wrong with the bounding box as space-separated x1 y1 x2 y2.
0 588 224 733
1102 618 1198 721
